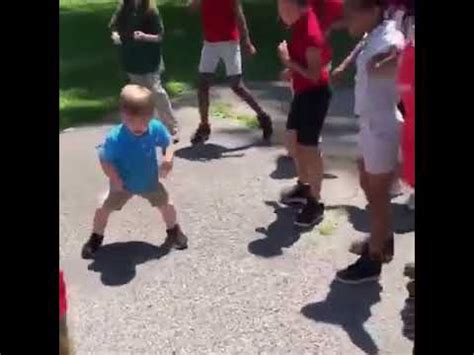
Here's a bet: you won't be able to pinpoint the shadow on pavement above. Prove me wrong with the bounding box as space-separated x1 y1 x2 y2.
87 241 169 286
248 201 301 257
270 155 339 180
175 143 256 162
327 203 415 234
301 280 382 354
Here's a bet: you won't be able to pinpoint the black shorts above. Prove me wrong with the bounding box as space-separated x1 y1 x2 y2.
286 85 332 146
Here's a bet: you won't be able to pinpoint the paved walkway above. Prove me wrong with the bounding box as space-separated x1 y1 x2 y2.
60 82 414 354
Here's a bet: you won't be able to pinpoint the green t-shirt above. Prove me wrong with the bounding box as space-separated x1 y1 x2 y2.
110 6 164 74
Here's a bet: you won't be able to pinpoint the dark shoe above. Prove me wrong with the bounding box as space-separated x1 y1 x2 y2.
349 234 394 263
172 133 180 144
81 233 104 259
257 113 273 142
404 262 415 279
336 252 382 284
191 124 211 145
280 181 310 205
406 279 415 298
163 225 188 250
294 199 324 227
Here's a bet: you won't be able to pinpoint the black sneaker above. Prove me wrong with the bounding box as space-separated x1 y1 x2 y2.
257 113 273 142
349 234 394 263
336 253 382 284
294 199 324 227
404 262 415 279
190 124 211 145
163 225 188 250
81 233 104 259
172 133 180 144
280 181 310 205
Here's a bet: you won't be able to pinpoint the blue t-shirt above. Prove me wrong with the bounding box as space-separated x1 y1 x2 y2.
98 119 171 194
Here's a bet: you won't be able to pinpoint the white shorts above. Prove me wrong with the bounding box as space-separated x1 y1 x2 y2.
358 119 401 175
198 41 242 76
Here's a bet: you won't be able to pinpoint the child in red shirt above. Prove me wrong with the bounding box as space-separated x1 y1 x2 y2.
189 0 273 145
277 0 332 227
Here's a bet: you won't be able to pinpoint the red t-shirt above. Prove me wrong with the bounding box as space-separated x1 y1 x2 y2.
289 10 330 93
201 0 240 42
309 0 344 33
309 0 343 63
60 271 67 319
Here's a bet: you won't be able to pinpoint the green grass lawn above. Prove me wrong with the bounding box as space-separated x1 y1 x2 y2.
60 0 356 129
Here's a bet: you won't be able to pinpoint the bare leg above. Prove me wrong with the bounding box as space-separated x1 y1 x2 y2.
92 207 113 236
366 171 394 260
296 145 324 201
285 130 304 180
229 75 266 116
198 74 212 126
158 202 178 229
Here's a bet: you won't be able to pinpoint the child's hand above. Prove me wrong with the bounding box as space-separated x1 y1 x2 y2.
280 68 292 82
160 160 173 179
331 65 346 83
278 41 291 67
244 40 257 56
111 32 121 45
134 31 147 41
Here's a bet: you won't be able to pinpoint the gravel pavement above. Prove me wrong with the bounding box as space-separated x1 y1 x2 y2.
60 82 414 354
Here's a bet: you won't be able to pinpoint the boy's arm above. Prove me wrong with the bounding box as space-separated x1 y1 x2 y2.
235 0 256 54
100 160 124 190
289 47 322 83
160 144 174 179
335 39 365 72
367 46 400 76
163 145 174 163
278 41 322 83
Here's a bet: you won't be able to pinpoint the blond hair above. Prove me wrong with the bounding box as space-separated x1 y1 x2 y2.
119 84 154 116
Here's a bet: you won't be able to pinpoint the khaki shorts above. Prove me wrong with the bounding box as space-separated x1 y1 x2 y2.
101 183 169 211
198 41 242 76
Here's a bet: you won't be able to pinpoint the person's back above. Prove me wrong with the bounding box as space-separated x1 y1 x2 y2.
200 0 239 42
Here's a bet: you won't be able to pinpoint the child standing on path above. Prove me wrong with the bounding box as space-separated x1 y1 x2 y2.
335 0 405 284
81 85 187 259
277 0 332 227
188 0 273 145
109 0 180 143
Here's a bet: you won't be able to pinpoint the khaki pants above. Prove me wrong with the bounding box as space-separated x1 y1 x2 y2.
128 71 178 135
102 183 169 211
